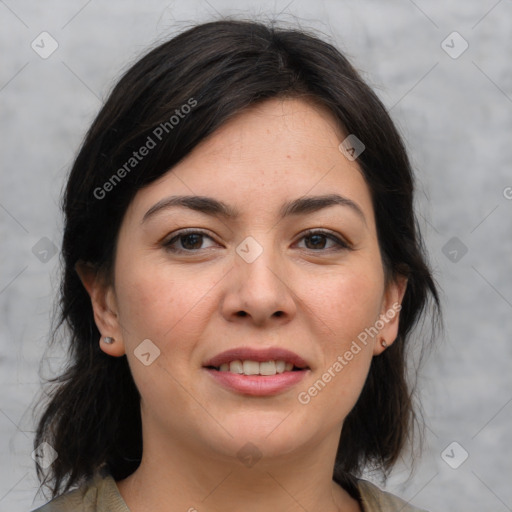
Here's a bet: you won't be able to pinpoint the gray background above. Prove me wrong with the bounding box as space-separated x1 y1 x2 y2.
1 0 511 510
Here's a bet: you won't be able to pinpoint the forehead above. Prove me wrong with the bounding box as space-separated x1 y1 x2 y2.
194 96 345 160
124 97 375 228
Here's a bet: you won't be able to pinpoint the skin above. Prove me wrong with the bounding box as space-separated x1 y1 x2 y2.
78 97 407 512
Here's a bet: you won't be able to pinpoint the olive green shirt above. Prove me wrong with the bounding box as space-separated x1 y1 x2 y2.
32 468 428 512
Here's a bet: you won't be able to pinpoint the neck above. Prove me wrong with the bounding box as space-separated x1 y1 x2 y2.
116 427 361 512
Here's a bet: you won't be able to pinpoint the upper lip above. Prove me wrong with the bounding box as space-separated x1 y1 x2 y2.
203 347 310 369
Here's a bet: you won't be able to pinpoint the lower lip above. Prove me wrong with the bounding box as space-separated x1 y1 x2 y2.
204 368 309 396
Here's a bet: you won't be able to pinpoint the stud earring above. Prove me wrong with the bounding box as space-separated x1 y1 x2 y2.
381 339 388 348
103 336 114 344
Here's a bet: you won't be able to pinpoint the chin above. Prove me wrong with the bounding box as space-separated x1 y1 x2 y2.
215 415 311 456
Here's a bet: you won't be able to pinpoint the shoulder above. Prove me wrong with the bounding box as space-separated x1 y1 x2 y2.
30 468 129 512
357 479 429 512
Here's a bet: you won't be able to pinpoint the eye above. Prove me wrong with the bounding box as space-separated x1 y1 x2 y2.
296 229 351 251
162 228 351 254
163 229 218 253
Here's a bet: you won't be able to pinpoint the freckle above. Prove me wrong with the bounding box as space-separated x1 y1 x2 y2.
287 155 291 158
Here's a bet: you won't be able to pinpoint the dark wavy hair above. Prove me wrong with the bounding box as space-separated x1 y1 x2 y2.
34 17 441 500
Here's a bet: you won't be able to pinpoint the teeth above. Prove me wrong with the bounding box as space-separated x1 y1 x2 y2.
216 360 297 376
229 360 244 374
243 360 260 375
259 361 276 375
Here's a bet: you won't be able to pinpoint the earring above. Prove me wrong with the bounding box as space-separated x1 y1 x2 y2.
103 336 114 344
381 339 388 348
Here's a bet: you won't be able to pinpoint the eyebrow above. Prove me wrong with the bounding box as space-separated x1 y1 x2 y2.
142 193 366 225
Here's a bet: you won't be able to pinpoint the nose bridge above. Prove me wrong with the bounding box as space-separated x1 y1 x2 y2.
224 233 296 322
236 233 286 296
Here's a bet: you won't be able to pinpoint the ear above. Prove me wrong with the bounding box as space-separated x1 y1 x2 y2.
373 274 408 356
75 261 126 357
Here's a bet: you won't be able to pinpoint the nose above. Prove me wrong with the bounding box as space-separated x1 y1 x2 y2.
220 241 297 327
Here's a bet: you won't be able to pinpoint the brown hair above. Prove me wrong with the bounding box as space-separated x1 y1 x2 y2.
34 18 441 499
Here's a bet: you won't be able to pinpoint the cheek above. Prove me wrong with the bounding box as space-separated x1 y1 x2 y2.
115 267 177 341
113 261 210 416
114 257 220 365
308 264 384 344
115 252 196 337
298 264 383 417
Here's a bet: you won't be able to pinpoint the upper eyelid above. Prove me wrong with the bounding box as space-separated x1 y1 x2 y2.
164 228 217 243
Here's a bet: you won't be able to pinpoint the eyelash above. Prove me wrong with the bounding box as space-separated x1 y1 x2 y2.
162 228 351 254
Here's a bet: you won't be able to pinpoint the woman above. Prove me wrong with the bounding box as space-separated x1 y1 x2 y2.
32 18 440 512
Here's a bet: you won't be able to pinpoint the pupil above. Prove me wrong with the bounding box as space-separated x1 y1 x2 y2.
306 234 325 249
182 234 202 250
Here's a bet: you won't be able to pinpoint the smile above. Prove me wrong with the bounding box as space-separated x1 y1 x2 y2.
203 347 310 396
209 360 301 376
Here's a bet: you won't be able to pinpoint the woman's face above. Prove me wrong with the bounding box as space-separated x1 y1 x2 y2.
94 97 405 464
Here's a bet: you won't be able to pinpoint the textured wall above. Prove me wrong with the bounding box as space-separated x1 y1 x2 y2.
1 1 511 510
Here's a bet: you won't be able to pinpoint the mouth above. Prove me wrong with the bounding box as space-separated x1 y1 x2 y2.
202 347 310 396
203 346 310 373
